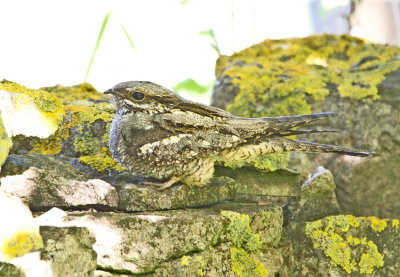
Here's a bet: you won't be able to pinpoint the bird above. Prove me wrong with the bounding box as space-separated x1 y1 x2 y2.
105 81 371 189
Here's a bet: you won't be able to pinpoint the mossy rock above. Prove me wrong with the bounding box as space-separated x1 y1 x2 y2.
212 34 400 218
40 226 97 277
0 116 12 168
9 83 121 174
281 215 400 276
0 262 26 277
55 204 282 275
0 80 65 139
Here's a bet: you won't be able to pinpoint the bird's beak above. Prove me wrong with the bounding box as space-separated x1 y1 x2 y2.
104 89 113 95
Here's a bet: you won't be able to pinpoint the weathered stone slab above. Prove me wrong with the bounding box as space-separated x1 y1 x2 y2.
283 216 400 276
287 166 340 223
215 166 301 197
1 167 119 211
39 226 97 277
34 204 283 275
1 153 297 213
117 176 236 212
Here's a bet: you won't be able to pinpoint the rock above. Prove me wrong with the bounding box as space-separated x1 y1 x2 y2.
283 215 400 276
8 82 117 175
32 204 282 275
1 167 118 211
0 80 64 138
39 226 97 277
1 153 298 212
279 167 399 276
0 262 26 277
0 80 64 169
0 116 12 168
288 166 340 223
211 34 400 218
215 166 301 197
0 189 43 263
117 176 237 212
1 71 399 275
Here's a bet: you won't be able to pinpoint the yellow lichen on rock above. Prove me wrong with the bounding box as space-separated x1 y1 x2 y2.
392 220 399 229
0 228 43 261
230 247 268 277
180 255 206 276
0 190 43 262
0 80 65 138
220 34 400 116
0 116 13 167
362 216 388 232
79 148 123 172
221 211 268 276
216 35 400 171
305 215 385 275
359 241 384 274
23 82 120 172
221 210 262 252
41 83 109 106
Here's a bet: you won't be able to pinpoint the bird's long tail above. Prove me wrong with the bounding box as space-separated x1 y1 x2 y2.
262 112 372 157
263 112 337 130
275 138 372 157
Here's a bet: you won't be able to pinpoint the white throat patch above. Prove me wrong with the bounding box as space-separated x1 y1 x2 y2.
123 99 151 110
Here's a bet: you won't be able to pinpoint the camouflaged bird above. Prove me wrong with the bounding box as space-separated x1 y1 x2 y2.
105 81 371 189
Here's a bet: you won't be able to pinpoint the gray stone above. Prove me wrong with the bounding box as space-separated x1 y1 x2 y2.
215 166 301 197
1 166 118 211
117 176 236 212
40 226 97 277
288 166 340 223
34 205 283 275
0 262 26 277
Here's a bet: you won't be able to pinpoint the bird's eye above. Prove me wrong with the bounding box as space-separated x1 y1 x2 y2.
132 92 145 101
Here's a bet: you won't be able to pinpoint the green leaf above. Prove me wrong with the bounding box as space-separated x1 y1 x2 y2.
120 22 136 51
84 10 111 82
173 78 210 95
199 29 221 55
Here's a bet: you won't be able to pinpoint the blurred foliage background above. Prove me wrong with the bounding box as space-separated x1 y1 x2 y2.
0 0 399 103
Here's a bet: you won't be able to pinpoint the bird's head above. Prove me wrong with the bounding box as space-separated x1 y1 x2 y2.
105 81 184 114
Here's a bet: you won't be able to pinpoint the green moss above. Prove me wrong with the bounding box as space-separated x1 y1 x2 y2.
0 116 12 167
230 247 268 277
305 214 384 274
217 34 400 170
0 80 65 132
221 210 262 252
0 229 43 261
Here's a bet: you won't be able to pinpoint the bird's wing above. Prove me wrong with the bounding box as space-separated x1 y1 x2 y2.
149 99 338 161
148 106 243 162
170 100 338 136
224 112 338 138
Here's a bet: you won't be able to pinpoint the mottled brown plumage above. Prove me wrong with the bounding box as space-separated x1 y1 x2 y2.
106 81 371 189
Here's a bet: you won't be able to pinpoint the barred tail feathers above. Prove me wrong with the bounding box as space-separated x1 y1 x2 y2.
263 112 337 131
273 138 372 157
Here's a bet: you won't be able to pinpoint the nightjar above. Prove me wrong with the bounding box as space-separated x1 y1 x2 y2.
105 81 371 189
